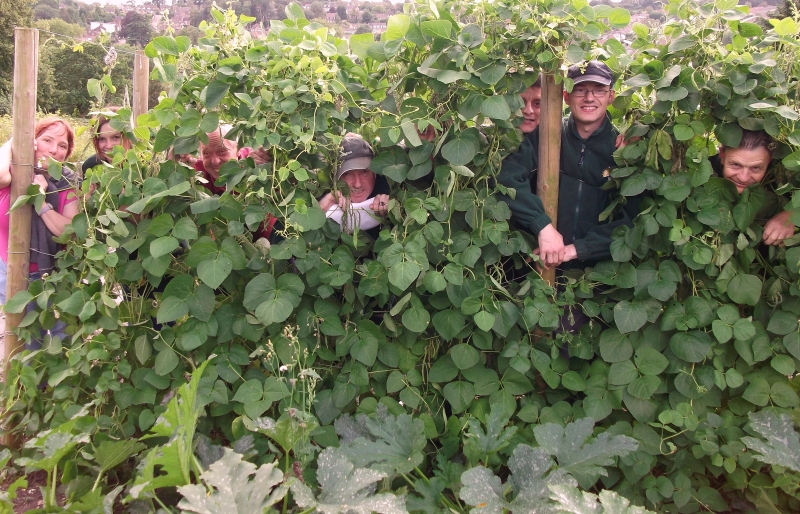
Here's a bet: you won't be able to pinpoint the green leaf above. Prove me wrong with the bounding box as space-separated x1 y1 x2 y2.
771 382 799 407
443 381 475 414
474 311 495 332
599 329 633 362
155 347 179 376
727 274 762 306
432 309 466 341
669 331 713 363
4 291 33 314
627 375 660 399
178 448 287 514
232 380 264 404
420 20 453 40
290 449 407 514
197 255 233 289
742 411 800 471
450 344 480 370
533 417 638 487
349 32 375 62
425 355 458 386
614 300 648 334
481 96 511 120
634 346 669 376
767 310 798 335
204 80 230 109
93 440 146 474
388 261 421 290
336 412 426 476
743 378 770 406
441 136 477 166
401 296 430 333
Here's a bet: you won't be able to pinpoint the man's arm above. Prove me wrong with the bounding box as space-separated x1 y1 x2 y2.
498 131 565 266
570 194 642 262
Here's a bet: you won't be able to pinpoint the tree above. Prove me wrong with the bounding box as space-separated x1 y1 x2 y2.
33 4 60 20
306 0 325 20
776 0 799 16
0 0 33 115
361 10 374 23
34 19 85 39
118 11 153 48
336 4 347 20
354 23 372 34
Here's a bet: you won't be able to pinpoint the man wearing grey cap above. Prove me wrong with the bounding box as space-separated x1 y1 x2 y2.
319 133 391 235
498 60 640 270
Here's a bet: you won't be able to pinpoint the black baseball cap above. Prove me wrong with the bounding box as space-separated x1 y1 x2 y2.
567 60 614 86
336 133 373 180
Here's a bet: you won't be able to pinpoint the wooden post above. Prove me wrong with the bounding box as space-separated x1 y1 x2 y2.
4 28 38 448
132 50 149 121
537 72 563 285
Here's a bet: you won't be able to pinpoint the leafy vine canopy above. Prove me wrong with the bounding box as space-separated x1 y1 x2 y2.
5 0 800 512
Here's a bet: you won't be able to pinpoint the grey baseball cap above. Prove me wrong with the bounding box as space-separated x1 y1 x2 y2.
567 60 614 86
336 133 374 180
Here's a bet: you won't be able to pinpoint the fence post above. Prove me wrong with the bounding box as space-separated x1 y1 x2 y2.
537 71 563 286
132 50 149 121
4 28 39 448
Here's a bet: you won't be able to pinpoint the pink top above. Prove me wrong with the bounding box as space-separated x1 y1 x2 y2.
0 185 77 267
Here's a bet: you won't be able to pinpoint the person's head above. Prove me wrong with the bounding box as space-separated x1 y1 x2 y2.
564 61 616 132
34 117 74 167
337 133 376 203
200 125 237 178
92 107 130 162
719 129 774 193
519 75 542 134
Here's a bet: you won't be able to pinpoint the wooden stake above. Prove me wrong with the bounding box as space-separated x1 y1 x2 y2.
4 28 38 448
132 50 149 122
537 72 563 286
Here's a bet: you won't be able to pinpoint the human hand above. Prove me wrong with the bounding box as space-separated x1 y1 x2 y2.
33 174 48 194
536 224 565 268
418 125 437 142
336 191 350 211
371 194 390 216
250 147 272 166
763 210 795 246
319 192 337 211
615 134 641 149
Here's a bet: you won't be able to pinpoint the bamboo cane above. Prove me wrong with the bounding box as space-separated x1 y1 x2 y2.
132 50 149 122
537 72 563 286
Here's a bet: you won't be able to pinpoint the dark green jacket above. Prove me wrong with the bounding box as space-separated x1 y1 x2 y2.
498 114 639 265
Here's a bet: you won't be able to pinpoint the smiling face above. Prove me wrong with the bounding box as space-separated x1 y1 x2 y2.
96 121 125 161
201 131 237 178
519 86 542 134
564 81 615 136
341 168 376 203
35 123 70 166
720 146 771 193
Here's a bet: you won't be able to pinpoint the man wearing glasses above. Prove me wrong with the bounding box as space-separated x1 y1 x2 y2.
499 60 639 270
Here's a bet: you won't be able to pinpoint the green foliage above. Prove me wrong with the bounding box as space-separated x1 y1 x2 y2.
3 0 800 512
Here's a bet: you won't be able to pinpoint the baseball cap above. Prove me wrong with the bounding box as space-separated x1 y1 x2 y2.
567 60 614 86
336 133 374 180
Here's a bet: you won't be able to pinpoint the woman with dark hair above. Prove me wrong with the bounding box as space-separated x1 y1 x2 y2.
82 107 131 174
0 117 79 307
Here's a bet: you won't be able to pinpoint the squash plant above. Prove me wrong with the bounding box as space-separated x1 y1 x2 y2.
2 0 800 512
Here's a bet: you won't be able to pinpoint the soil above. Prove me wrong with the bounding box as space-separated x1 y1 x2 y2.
2 470 50 513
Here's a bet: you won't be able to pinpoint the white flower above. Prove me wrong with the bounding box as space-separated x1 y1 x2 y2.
279 365 288 372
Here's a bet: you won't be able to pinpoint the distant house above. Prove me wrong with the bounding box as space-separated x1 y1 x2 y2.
326 7 337 22
370 20 387 34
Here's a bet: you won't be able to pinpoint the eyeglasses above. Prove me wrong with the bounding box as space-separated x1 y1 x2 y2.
571 88 611 98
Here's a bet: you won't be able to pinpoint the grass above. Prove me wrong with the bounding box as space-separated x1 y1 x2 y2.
0 114 94 163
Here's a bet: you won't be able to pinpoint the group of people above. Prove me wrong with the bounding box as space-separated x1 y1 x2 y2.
0 60 794 345
498 60 794 272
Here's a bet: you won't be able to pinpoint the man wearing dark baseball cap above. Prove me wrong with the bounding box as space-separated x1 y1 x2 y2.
498 60 640 270
319 133 391 236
